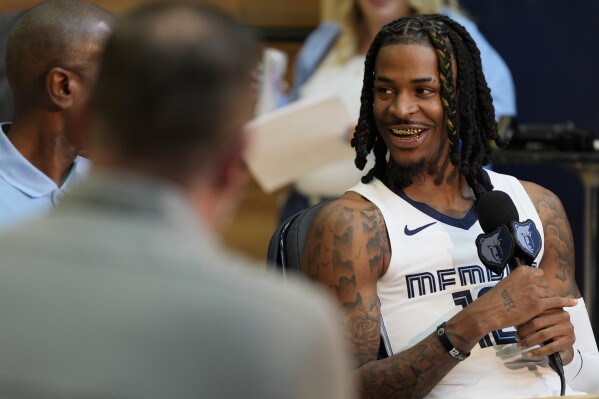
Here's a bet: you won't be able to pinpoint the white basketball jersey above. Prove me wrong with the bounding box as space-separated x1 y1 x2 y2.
349 170 582 398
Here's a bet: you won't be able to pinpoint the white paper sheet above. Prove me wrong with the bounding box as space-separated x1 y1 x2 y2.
243 94 356 193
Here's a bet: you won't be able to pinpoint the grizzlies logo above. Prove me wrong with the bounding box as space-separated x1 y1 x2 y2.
476 225 515 275
511 219 542 260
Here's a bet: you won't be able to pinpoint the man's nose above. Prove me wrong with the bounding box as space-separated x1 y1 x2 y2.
390 92 418 118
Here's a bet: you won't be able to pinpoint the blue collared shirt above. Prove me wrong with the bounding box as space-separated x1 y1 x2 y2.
0 122 91 230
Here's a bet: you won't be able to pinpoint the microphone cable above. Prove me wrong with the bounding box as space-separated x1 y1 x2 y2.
547 350 565 396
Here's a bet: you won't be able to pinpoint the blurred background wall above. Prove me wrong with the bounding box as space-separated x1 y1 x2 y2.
0 0 319 22
461 0 599 135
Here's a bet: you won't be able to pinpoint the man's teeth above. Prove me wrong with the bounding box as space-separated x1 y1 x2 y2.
391 128 424 136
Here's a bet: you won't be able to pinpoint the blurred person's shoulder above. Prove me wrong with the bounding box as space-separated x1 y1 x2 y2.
0 213 353 399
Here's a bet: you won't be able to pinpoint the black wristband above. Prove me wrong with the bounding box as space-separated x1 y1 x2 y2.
436 322 470 361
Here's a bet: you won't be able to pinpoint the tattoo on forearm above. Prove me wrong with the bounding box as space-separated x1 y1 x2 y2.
390 362 406 384
502 289 516 310
357 335 457 399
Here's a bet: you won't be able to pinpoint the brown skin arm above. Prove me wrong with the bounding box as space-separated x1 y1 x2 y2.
515 181 581 363
301 192 577 398
302 192 388 368
521 181 580 298
302 192 461 398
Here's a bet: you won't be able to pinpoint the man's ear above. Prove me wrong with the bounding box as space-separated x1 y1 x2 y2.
213 134 249 192
46 67 79 110
206 134 250 231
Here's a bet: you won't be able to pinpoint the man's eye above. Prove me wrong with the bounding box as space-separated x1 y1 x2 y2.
416 87 434 95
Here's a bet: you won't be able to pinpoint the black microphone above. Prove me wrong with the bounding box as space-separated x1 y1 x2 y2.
477 190 542 273
476 190 565 395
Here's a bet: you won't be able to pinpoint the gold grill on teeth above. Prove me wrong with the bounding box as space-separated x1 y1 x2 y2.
391 128 424 136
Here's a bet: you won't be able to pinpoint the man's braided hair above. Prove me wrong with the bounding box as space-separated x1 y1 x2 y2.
350 14 505 199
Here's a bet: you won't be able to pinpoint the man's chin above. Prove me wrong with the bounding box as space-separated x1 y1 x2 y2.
385 158 426 192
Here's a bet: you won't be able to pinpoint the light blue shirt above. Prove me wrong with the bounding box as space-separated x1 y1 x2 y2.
445 9 516 118
0 122 91 230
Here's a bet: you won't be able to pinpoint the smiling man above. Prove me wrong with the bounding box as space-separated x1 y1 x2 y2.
301 14 598 399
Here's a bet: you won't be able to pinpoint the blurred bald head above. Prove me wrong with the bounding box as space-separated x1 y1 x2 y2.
6 0 115 109
90 3 259 181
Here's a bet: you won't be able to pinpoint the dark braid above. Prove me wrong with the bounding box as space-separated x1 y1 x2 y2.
427 28 460 164
351 14 505 199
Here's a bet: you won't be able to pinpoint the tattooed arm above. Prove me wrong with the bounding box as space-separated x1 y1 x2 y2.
521 181 580 299
301 192 460 398
301 192 576 398
516 181 582 364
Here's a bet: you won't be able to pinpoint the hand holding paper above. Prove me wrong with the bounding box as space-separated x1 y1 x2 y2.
243 94 356 193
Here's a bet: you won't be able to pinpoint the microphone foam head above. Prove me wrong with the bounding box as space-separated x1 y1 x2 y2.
477 190 519 233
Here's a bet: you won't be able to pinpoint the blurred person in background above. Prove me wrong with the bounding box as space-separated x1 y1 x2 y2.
0 0 115 230
0 3 354 399
278 0 516 222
